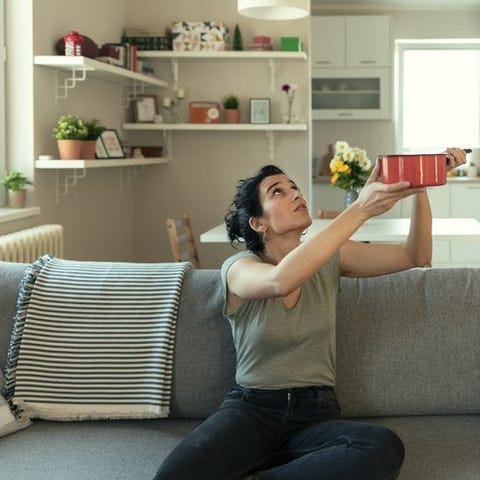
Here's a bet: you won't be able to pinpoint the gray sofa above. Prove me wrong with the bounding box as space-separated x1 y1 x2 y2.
1 260 479 479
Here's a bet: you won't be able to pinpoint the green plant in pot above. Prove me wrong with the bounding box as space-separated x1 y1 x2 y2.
222 95 241 124
82 118 106 159
1 171 33 209
53 114 88 160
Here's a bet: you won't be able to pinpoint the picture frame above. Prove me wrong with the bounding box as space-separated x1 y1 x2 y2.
95 138 108 159
134 95 158 123
100 129 125 158
249 98 270 124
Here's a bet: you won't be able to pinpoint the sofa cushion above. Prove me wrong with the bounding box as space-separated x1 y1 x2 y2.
336 267 480 417
0 261 26 369
169 269 236 418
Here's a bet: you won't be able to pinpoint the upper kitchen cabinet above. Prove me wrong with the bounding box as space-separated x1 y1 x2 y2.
311 16 391 68
311 15 392 120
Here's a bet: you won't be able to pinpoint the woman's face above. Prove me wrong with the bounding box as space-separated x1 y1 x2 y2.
255 174 312 236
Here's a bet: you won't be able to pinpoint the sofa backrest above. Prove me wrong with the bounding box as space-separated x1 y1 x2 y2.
1 262 479 419
335 267 480 417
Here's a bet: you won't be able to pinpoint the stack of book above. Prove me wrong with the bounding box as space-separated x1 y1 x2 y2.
122 27 172 51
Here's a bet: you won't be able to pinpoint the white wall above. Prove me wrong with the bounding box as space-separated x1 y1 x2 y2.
126 0 310 266
5 0 310 266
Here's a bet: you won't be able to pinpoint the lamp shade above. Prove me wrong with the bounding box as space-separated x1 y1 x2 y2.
238 0 310 20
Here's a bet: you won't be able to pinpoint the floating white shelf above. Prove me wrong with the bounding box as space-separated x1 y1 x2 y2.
137 51 307 61
35 158 168 169
34 55 168 87
34 55 168 104
122 123 307 132
35 157 168 204
136 50 307 92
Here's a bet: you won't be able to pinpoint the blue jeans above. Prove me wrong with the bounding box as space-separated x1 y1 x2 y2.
154 385 404 480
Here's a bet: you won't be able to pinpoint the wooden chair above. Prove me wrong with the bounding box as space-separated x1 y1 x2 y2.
166 213 201 268
317 209 341 219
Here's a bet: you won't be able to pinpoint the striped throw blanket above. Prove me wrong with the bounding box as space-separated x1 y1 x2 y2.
3 255 191 421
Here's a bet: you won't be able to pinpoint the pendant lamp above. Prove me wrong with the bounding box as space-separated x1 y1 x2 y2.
237 0 310 20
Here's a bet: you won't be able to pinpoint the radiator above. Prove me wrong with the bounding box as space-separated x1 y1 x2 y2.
0 225 64 262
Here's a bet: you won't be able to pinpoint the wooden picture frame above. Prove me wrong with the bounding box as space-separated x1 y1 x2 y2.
100 130 125 158
249 98 271 124
134 95 158 123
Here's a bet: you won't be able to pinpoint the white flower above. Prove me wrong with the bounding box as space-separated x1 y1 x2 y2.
334 140 349 154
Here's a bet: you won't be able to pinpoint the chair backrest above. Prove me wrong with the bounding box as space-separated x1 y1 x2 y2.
166 213 200 268
317 209 341 219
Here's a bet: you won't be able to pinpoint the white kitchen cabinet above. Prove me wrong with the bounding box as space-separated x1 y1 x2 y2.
311 16 345 68
311 16 391 68
311 16 391 120
346 16 391 67
311 67 390 120
450 183 480 263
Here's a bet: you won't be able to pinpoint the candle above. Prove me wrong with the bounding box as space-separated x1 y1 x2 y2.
162 97 171 107
177 88 185 99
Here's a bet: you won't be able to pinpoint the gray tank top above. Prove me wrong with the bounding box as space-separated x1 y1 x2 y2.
221 250 340 389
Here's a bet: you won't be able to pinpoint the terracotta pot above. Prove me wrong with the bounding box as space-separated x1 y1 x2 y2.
57 139 83 160
224 109 241 124
81 140 97 160
8 189 27 209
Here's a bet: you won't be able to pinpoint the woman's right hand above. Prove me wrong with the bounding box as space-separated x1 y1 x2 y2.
353 161 425 218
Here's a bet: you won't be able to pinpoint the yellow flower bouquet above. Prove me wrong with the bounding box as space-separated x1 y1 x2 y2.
330 140 372 190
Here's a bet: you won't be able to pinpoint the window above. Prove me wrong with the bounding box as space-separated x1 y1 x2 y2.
397 40 480 152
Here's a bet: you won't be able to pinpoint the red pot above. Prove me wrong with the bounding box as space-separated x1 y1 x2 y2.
378 153 447 187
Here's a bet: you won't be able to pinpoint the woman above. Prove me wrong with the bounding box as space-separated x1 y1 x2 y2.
154 149 465 480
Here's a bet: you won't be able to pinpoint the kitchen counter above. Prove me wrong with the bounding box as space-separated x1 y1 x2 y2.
312 175 480 184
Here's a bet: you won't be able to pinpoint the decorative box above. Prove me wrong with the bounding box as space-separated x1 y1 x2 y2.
189 102 221 123
171 21 228 51
280 36 302 52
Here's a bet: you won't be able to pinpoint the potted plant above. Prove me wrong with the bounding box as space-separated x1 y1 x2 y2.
82 118 106 159
53 114 88 160
1 171 33 208
222 95 241 124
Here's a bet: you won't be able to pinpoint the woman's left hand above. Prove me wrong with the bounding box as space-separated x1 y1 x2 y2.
446 148 467 171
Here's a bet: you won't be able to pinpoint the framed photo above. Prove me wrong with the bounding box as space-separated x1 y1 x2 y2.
134 95 158 123
100 130 125 158
249 98 270 124
95 138 108 159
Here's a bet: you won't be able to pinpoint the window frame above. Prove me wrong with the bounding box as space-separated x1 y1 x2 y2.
396 39 480 152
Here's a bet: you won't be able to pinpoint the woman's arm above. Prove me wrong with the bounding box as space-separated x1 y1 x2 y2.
227 172 423 300
340 190 432 277
227 148 466 300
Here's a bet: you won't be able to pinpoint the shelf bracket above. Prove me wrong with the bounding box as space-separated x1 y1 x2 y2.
170 59 179 91
163 130 172 158
55 168 87 204
266 131 275 163
120 164 146 189
268 59 276 93
55 67 87 103
123 80 147 108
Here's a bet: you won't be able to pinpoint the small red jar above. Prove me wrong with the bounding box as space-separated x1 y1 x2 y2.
64 31 84 56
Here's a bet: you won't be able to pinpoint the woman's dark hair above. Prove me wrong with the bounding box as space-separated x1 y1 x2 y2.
225 165 285 252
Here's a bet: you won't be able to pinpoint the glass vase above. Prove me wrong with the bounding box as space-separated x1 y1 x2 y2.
344 188 359 208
